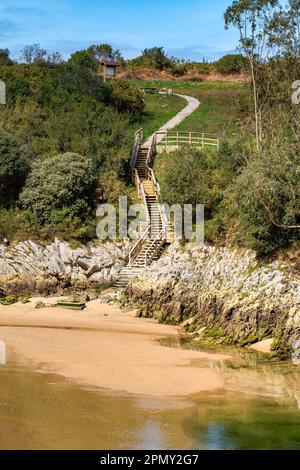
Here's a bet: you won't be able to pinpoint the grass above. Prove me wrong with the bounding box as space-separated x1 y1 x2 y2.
129 79 247 91
135 92 186 139
174 86 248 141
131 80 249 143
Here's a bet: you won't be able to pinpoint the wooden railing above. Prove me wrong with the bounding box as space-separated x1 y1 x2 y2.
146 133 157 166
128 126 219 267
155 130 219 150
130 128 143 170
145 134 174 244
143 227 167 266
128 129 152 266
129 226 150 266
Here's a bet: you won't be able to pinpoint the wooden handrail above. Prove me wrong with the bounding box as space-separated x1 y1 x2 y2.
130 129 144 168
143 227 166 266
155 130 219 149
129 226 150 266
127 125 219 269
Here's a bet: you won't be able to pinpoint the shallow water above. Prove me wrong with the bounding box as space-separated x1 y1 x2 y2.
0 342 300 450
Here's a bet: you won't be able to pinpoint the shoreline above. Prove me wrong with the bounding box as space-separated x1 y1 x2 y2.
0 297 230 397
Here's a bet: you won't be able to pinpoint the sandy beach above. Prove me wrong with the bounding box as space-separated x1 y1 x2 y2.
0 297 230 397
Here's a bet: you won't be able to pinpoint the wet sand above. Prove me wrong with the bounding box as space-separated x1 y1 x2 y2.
0 297 230 397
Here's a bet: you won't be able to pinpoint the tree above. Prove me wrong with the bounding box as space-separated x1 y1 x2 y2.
20 44 48 64
47 52 63 64
68 50 99 71
110 80 144 114
20 153 96 224
269 0 300 56
131 47 172 70
0 49 13 66
88 43 123 62
159 148 220 209
0 128 24 205
234 127 300 254
224 0 280 149
215 54 247 75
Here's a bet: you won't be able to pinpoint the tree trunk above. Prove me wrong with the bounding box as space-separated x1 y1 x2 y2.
250 58 260 150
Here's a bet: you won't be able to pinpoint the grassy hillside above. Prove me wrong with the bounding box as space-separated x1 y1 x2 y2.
131 80 247 140
0 61 186 244
137 93 185 138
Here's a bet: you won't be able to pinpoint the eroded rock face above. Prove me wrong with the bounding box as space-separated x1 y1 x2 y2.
0 238 129 294
125 242 300 362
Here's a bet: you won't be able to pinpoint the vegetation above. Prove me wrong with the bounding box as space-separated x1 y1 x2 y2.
0 50 187 243
0 127 25 206
19 152 96 224
0 0 299 258
155 148 224 217
152 0 300 256
215 54 248 75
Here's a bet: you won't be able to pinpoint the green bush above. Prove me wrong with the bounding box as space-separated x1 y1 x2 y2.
0 127 25 205
0 48 14 66
157 147 225 216
129 47 172 70
67 50 99 72
215 54 247 75
234 142 300 255
110 80 144 114
20 152 96 224
0 208 40 241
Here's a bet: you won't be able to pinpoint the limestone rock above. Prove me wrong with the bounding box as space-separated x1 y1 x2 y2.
0 238 130 293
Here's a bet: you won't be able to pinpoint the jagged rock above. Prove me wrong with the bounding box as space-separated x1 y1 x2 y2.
125 242 300 361
292 340 300 365
0 238 130 294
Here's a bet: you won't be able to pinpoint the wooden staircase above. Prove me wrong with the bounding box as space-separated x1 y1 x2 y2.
114 130 168 288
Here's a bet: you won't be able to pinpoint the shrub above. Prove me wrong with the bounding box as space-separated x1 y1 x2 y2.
110 80 144 114
0 48 14 66
20 152 96 224
129 47 172 70
157 148 223 214
0 127 25 205
215 54 247 75
234 137 300 255
67 50 99 72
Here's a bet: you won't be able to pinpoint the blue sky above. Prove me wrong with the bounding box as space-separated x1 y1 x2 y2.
0 0 240 61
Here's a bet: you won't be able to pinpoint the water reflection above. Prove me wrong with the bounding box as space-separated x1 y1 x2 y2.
0 347 300 449
158 336 300 407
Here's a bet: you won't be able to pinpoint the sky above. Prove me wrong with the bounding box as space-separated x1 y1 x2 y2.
0 0 240 61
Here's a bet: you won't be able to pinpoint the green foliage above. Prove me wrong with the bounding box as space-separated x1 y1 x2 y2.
0 127 25 205
215 54 248 75
129 47 172 70
157 148 225 216
110 80 144 114
0 48 14 66
0 295 17 305
0 208 40 241
20 44 63 65
87 43 124 62
234 135 300 255
20 152 96 224
68 50 99 71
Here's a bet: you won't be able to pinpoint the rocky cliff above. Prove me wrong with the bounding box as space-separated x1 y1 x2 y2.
0 238 128 294
124 242 300 364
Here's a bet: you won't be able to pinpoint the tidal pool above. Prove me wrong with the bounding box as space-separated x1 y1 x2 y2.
0 344 300 450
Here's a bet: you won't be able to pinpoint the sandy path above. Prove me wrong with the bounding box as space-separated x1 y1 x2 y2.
0 297 229 397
